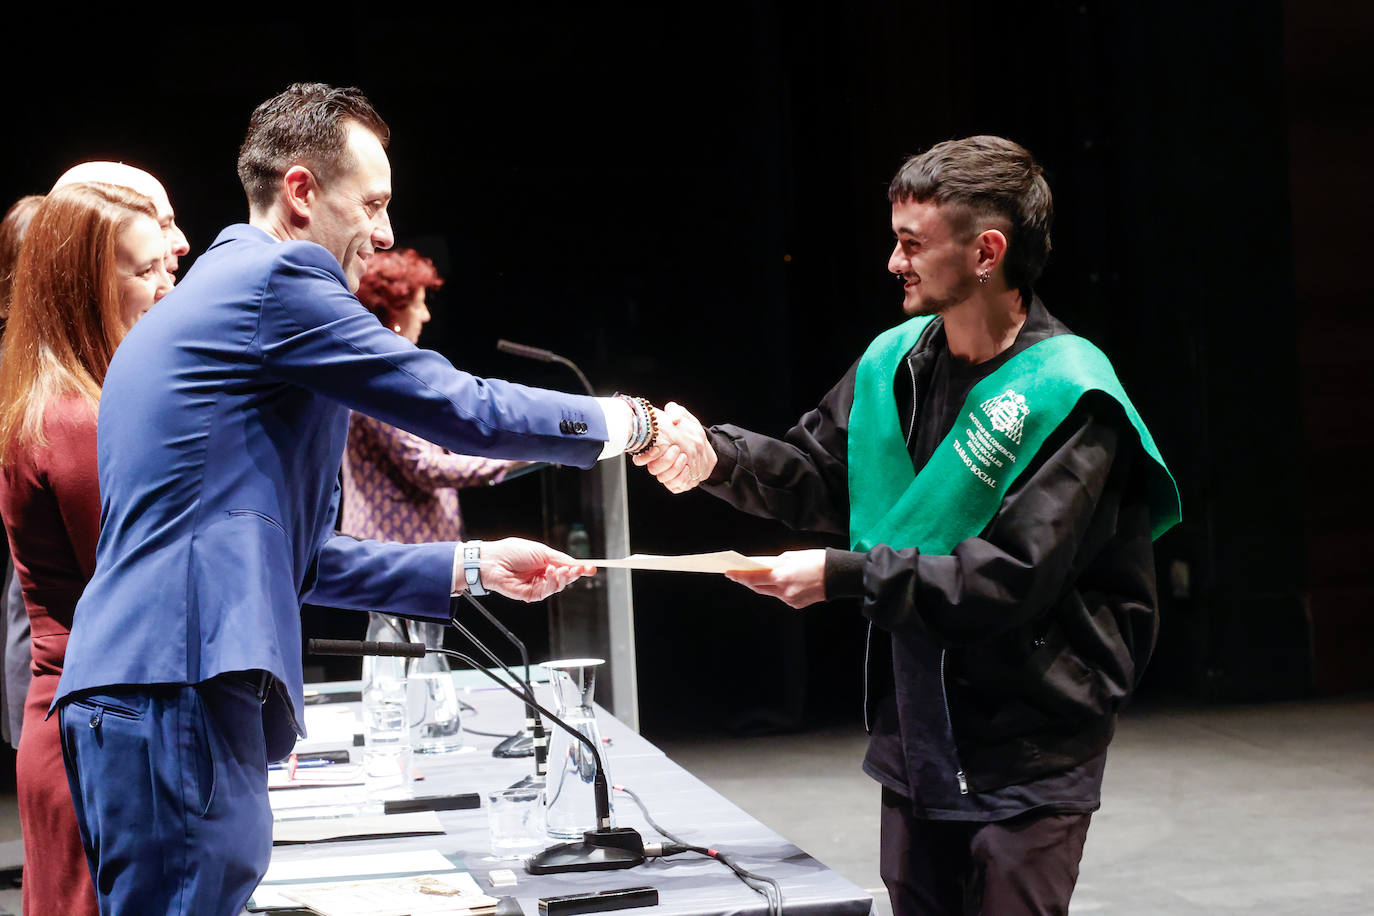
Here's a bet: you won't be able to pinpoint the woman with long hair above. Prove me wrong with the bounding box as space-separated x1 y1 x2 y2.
0 182 172 915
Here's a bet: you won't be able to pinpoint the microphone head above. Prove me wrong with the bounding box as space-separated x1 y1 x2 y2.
496 339 557 362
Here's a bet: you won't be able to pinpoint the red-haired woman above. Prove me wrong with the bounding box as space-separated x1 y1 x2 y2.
0 183 172 916
342 248 526 651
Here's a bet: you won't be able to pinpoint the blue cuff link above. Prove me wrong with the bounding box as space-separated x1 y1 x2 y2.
463 541 487 597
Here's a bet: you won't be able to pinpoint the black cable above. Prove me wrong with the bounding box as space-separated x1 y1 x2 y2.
615 784 782 916
462 727 514 738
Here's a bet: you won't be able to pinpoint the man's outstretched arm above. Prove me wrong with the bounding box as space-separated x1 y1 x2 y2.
636 362 860 536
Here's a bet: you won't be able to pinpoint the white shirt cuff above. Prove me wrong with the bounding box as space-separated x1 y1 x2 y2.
596 397 633 460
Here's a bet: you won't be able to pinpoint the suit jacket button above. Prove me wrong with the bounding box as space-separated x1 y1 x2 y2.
575 422 588 434
559 420 573 434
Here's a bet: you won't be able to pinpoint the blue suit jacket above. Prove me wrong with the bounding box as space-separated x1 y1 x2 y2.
55 225 606 743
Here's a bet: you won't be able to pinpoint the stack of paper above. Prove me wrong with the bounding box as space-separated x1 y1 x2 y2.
272 810 444 845
280 872 497 915
249 851 495 914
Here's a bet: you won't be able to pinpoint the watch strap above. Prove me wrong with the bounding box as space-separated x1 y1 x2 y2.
463 541 487 596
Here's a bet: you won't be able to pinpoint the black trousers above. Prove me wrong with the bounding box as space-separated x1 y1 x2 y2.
879 787 1092 916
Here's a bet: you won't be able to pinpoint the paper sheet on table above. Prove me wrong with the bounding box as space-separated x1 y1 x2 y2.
262 849 457 883
249 850 462 911
273 810 444 845
270 782 364 814
292 703 361 755
282 872 497 915
268 762 363 789
585 550 769 573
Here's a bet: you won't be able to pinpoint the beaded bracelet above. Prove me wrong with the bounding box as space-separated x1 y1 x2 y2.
613 393 642 453
627 395 656 455
614 393 660 456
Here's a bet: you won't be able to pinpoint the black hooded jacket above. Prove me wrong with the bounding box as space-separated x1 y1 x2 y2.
701 299 1158 795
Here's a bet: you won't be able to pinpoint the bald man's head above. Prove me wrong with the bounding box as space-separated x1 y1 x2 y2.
53 162 190 275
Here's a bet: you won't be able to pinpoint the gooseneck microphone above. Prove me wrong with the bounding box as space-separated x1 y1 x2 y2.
305 638 646 875
497 339 596 397
454 593 548 769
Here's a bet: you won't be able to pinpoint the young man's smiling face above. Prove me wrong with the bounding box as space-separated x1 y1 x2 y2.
887 198 982 317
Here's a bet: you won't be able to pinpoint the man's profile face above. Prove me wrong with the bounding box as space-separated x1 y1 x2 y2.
308 123 394 292
146 184 191 278
50 162 189 279
887 198 979 317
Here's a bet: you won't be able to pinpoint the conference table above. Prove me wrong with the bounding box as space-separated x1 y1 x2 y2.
249 670 874 915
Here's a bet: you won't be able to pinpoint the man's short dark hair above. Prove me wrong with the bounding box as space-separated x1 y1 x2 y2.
236 82 390 212
888 135 1053 292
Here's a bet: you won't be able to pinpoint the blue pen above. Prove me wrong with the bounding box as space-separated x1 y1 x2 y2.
268 755 338 772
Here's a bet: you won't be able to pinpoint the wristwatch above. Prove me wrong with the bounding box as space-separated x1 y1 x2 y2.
463 541 487 596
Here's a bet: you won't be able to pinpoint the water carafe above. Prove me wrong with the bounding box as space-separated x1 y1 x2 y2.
405 620 463 754
364 615 463 755
542 658 613 839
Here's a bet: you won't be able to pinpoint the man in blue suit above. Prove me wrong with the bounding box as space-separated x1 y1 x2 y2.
55 83 661 915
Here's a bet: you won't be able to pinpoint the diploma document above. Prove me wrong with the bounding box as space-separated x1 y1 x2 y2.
584 550 768 573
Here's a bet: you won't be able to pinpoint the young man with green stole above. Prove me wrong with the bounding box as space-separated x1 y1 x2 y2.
636 135 1180 916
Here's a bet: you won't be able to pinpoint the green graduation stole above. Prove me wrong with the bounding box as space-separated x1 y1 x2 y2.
848 315 1181 554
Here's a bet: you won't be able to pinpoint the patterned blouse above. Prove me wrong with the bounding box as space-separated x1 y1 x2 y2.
339 411 520 544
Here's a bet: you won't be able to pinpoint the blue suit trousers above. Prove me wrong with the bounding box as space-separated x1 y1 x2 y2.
59 675 273 916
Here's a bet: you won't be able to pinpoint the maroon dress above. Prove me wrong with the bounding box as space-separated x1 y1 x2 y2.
0 394 101 916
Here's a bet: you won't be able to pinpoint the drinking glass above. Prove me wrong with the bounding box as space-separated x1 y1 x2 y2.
488 786 547 857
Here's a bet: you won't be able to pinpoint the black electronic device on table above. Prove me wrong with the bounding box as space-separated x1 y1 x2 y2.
538 885 659 915
380 792 481 814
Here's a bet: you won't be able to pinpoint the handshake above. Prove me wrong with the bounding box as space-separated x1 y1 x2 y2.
632 401 825 609
486 399 825 610
631 401 718 494
466 401 716 603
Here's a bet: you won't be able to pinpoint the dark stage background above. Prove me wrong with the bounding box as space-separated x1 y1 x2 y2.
6 2 1370 740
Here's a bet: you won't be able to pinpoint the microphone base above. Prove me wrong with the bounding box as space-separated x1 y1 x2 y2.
525 828 646 875
492 732 534 758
